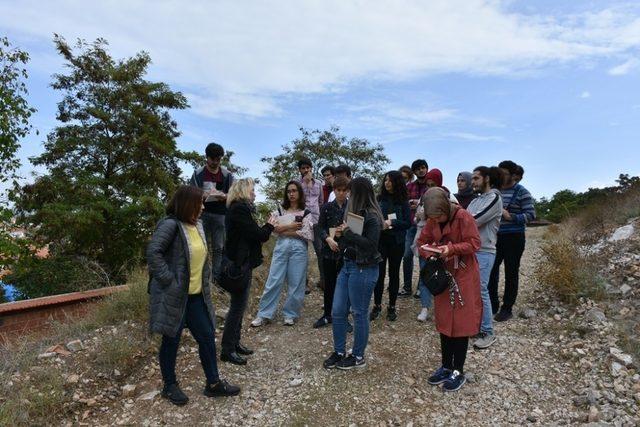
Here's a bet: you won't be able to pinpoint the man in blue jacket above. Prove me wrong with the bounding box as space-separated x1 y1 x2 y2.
190 143 234 283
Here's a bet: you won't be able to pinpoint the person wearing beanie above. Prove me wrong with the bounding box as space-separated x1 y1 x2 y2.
454 172 478 209
417 187 482 392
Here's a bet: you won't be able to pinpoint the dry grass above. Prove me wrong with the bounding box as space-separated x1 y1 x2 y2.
534 224 605 304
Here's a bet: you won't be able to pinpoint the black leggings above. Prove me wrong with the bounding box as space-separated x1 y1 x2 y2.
374 234 403 307
440 334 469 373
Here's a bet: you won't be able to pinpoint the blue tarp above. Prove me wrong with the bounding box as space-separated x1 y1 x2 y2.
0 281 18 302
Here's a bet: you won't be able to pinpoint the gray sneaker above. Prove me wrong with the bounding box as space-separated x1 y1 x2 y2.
473 332 496 349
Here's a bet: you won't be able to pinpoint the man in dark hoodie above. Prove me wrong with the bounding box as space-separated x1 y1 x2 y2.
190 143 234 283
467 166 503 349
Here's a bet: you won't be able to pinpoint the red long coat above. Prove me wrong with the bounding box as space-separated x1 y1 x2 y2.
417 206 482 337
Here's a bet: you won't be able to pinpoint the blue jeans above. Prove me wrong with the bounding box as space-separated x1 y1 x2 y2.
159 294 219 385
402 225 417 292
201 212 225 282
332 260 378 358
418 257 433 308
257 237 308 319
476 251 496 334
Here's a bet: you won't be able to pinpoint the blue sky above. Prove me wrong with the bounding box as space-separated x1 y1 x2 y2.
1 0 639 201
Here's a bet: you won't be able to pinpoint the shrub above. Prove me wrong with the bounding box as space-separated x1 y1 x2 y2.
534 225 605 303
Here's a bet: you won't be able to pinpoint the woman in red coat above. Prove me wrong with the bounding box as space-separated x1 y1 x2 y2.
417 187 482 392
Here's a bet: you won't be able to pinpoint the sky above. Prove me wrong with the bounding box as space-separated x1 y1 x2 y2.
1 0 640 201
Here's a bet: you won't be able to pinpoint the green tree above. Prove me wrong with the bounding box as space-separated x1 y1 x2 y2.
0 37 35 274
260 126 389 202
11 35 190 291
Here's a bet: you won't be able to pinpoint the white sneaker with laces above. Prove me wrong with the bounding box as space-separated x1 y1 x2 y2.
417 308 429 322
250 317 265 327
283 317 295 326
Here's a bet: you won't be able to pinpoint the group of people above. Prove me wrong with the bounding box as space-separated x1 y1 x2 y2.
146 142 535 405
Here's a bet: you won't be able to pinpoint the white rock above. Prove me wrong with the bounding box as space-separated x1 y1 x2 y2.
585 308 606 323
587 405 599 422
37 352 56 359
610 347 634 367
137 390 160 401
289 378 303 387
121 384 136 397
611 361 624 377
66 374 80 384
519 309 537 319
619 284 632 295
66 339 83 352
609 224 634 242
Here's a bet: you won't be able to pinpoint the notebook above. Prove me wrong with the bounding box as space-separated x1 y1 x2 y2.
346 212 364 235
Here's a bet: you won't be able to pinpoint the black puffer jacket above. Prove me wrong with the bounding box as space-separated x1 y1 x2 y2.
339 210 382 266
146 217 215 337
225 200 274 268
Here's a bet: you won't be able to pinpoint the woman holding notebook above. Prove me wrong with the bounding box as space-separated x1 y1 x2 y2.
323 177 383 370
251 180 315 327
371 170 411 321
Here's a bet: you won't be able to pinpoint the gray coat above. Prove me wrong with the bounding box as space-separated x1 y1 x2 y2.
146 217 216 337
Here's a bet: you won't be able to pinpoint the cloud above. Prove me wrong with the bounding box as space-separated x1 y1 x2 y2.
3 1 640 118
443 132 504 142
580 91 591 98
608 58 640 75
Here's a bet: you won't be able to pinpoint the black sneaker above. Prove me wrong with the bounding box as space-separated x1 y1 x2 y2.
370 305 382 321
323 352 344 369
203 379 241 397
386 307 397 321
427 366 452 385
235 343 254 355
336 355 366 370
313 315 331 329
161 383 189 406
413 291 421 300
494 310 513 322
398 288 412 298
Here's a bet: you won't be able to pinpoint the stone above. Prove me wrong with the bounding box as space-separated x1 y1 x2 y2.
37 352 56 359
66 374 80 384
553 314 562 321
137 390 160 401
585 308 606 323
121 385 136 398
289 378 303 387
609 224 634 242
465 372 476 383
519 309 537 319
610 347 634 367
587 405 599 422
619 284 632 295
66 340 84 353
611 361 624 377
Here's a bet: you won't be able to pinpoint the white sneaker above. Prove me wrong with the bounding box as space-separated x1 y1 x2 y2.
417 308 429 322
251 317 266 327
283 317 295 326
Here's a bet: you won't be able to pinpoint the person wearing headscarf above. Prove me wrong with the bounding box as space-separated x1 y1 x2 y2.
454 172 478 209
416 187 482 392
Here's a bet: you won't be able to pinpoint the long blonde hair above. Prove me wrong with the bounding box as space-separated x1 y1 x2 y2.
227 178 254 207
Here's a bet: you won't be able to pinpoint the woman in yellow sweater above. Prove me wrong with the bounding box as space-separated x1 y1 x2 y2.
147 185 240 406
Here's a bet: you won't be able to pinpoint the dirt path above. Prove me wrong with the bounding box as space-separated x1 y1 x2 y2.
88 228 637 425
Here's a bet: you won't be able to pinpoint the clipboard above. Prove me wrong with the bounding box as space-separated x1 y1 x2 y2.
346 212 364 235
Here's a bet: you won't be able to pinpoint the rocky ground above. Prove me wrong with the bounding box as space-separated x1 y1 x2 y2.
22 227 640 425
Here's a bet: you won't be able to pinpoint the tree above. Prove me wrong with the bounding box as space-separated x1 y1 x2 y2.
11 35 190 289
0 37 35 273
0 36 36 183
260 126 389 202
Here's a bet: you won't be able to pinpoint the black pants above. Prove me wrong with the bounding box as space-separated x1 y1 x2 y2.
159 294 219 385
488 232 526 313
221 268 252 353
440 334 469 373
374 234 404 307
322 257 343 318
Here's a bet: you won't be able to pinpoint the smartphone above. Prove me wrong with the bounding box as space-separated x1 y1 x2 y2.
294 215 303 222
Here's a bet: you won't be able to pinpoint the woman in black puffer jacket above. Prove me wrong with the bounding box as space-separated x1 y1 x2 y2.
147 185 240 406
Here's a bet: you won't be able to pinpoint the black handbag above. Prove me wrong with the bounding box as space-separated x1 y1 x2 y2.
218 256 249 294
420 256 451 296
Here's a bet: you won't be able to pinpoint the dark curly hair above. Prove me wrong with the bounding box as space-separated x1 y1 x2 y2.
379 170 408 204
